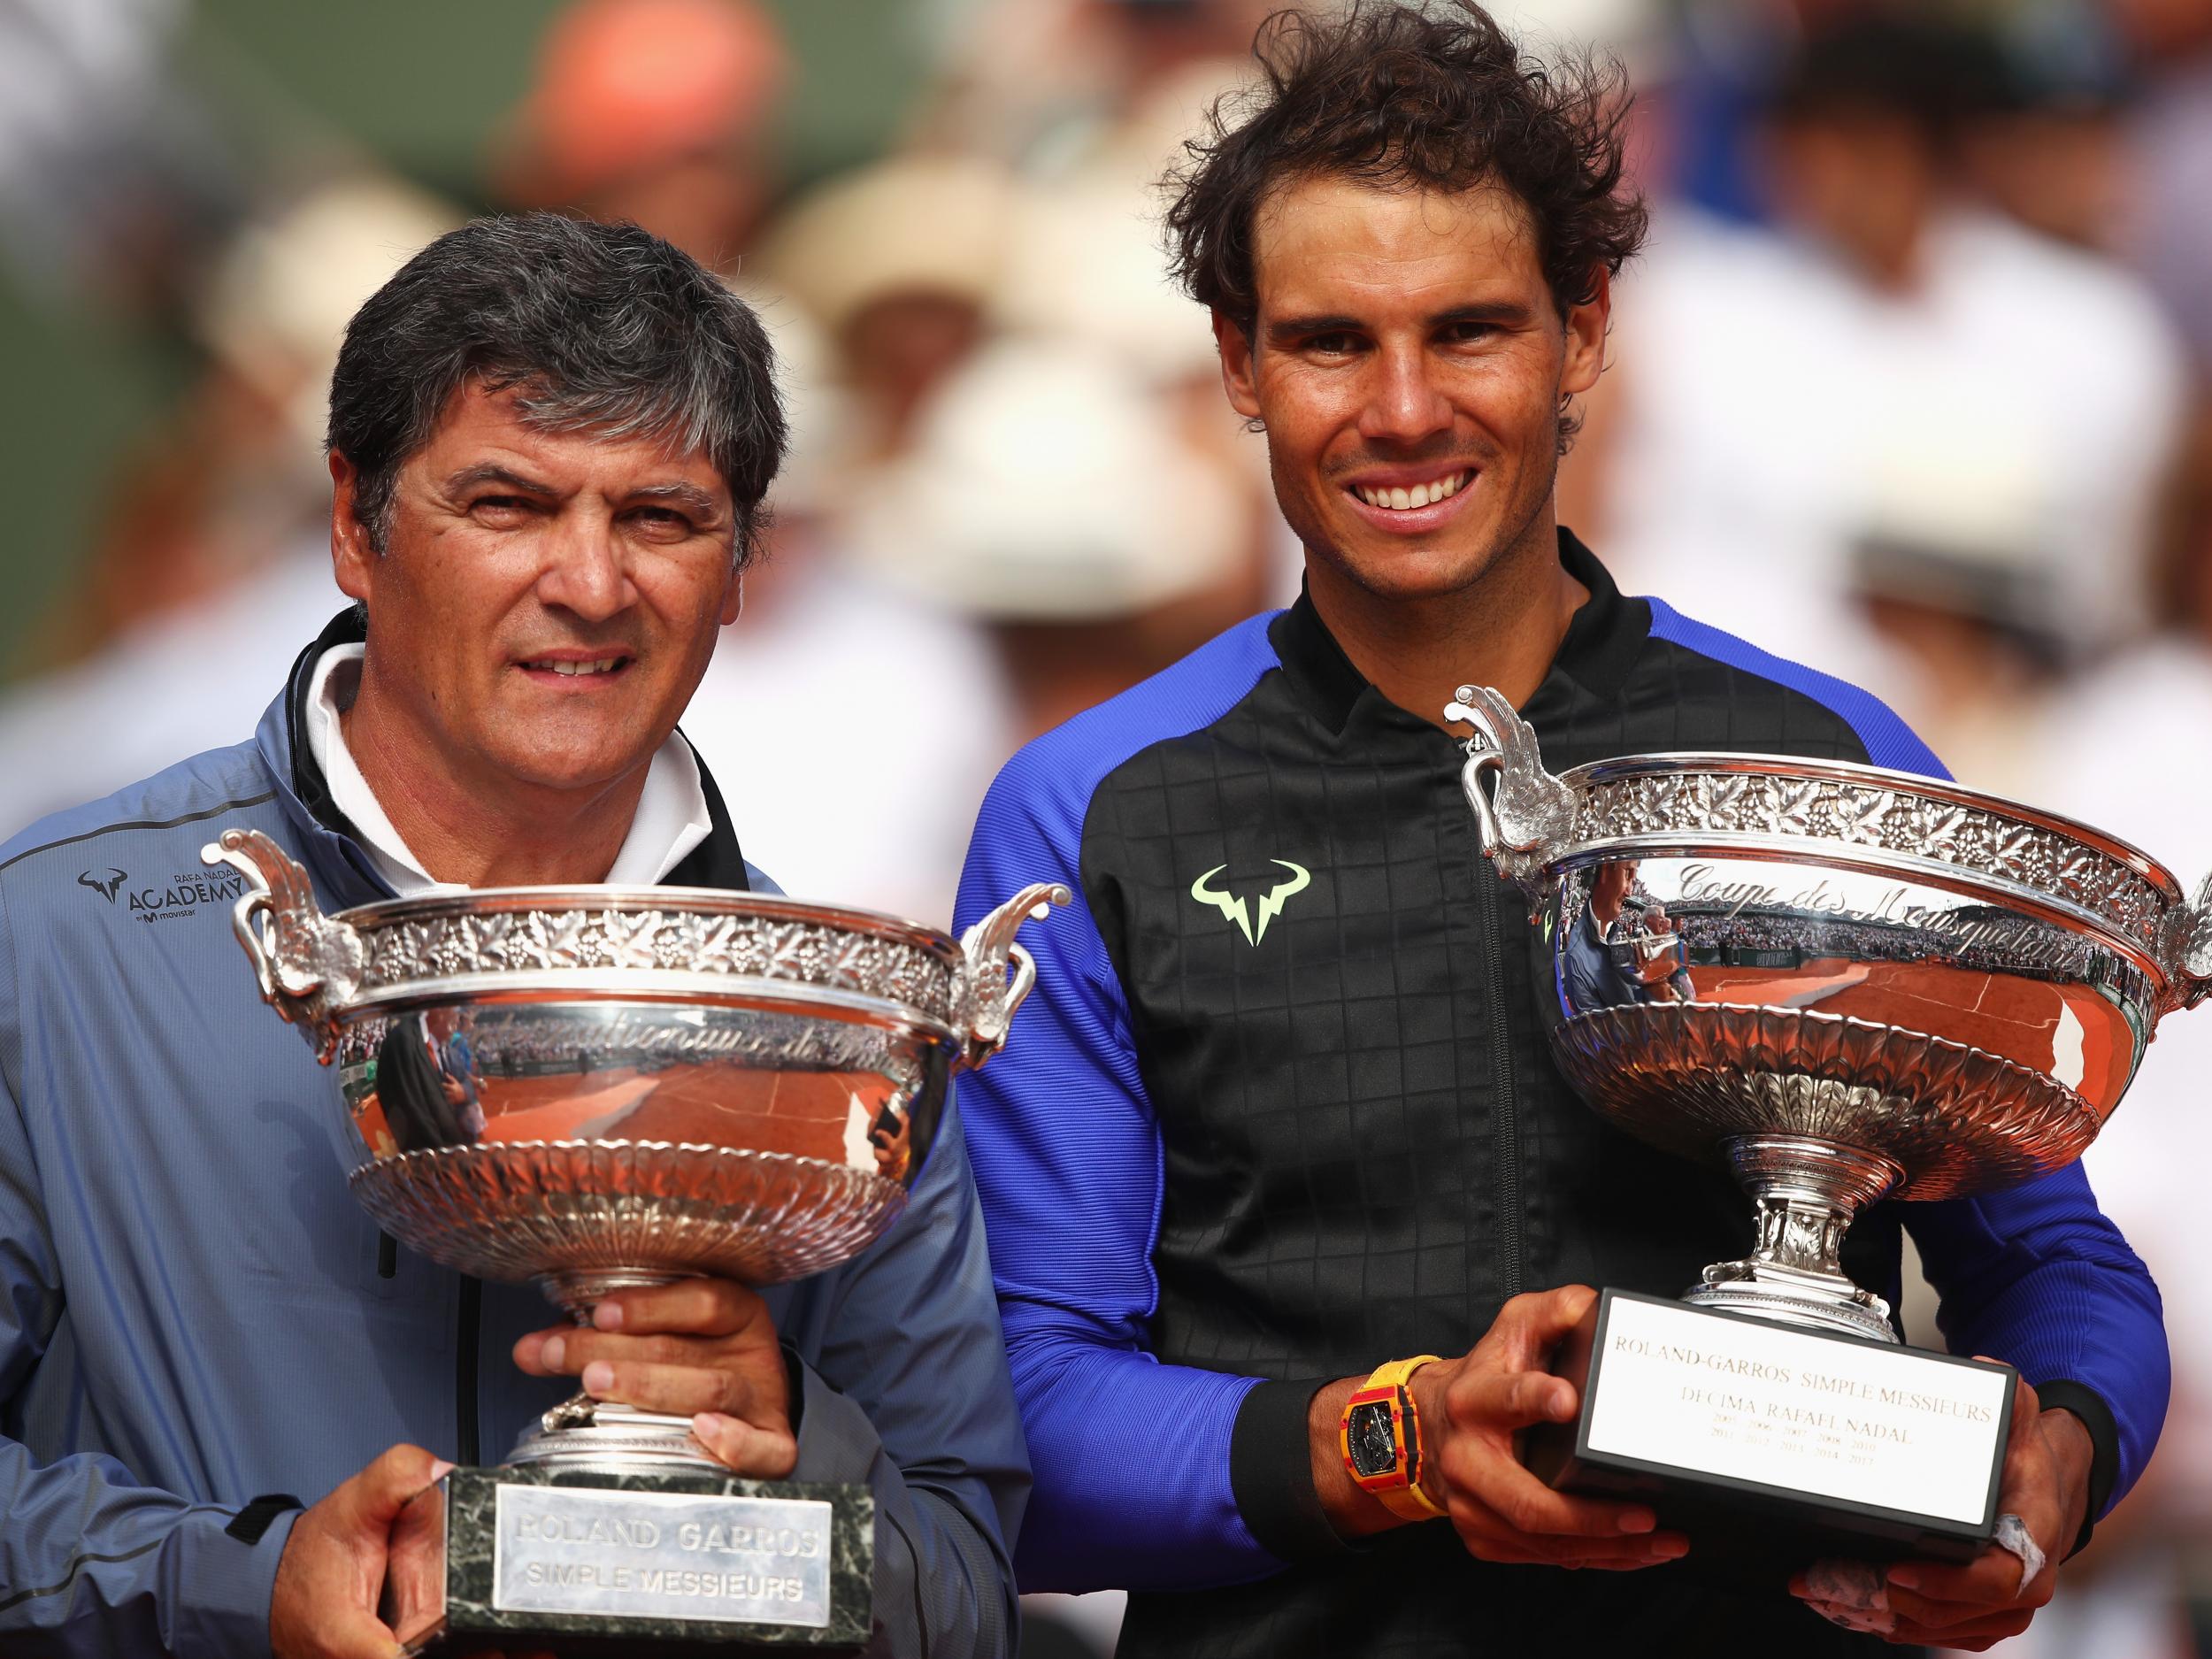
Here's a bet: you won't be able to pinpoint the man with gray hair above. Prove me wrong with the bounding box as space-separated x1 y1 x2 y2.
0 212 1025 1657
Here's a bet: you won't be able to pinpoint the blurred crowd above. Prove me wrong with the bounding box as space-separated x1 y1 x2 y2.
3 0 2209 1654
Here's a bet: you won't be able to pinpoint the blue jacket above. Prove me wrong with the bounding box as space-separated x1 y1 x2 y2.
952 549 2166 1647
0 618 1027 1655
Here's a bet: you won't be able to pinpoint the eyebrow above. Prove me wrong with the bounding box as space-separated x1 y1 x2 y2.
627 481 726 521
1264 300 1538 346
441 465 724 521
442 463 557 497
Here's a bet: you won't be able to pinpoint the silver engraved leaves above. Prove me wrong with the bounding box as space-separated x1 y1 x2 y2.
357 907 958 1022
1571 772 2166 949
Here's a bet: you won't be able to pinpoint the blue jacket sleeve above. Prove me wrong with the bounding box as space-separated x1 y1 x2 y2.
0 880 294 1657
780 1098 1030 1655
1904 1164 2167 1519
953 756 1276 1595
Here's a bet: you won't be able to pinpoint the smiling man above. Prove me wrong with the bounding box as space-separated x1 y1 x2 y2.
0 213 1025 1657
951 5 2165 1656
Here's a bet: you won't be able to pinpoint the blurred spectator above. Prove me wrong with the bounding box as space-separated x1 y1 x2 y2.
34 174 455 667
762 154 1016 466
843 338 1270 750
911 0 1269 171
2116 0 2212 374
0 173 453 835
1957 2 2134 251
674 310 1012 925
491 0 787 271
0 0 239 315
1595 10 2187 786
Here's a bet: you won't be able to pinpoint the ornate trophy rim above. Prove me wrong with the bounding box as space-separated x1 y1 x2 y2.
337 883 971 969
1533 749 2183 987
1556 749 2181 895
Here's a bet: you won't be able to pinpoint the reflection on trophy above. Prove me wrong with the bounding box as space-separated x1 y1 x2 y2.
1445 685 2210 1562
203 827 1064 1655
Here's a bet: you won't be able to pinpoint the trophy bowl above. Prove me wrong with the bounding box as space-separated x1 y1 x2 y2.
1445 686 2212 1344
203 826 1065 1468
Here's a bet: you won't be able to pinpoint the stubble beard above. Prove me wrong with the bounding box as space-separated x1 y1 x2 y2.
1276 436 1562 611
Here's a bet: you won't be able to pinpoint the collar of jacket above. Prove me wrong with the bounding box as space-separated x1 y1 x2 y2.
1271 526 1654 735
253 607 753 904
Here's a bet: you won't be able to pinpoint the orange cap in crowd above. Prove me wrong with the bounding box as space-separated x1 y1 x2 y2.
507 0 787 201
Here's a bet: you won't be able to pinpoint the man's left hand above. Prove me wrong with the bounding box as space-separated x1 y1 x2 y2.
514 1277 797 1478
1791 1375 2094 1650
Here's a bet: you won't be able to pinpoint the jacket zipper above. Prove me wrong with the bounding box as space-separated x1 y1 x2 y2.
1471 855 1525 1302
457 1275 480 1467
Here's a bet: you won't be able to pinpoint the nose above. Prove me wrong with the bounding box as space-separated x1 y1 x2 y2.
1357 340 1453 449
534 516 636 623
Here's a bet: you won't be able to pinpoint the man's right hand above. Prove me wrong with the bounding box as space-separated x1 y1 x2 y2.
1417 1286 1690 1569
270 1443 449 1659
1313 1286 1691 1571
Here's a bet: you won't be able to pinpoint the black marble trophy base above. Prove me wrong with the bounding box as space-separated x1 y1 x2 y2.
383 1464 873 1655
1524 1288 2015 1577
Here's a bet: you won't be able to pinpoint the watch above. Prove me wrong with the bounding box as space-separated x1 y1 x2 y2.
1340 1355 1447 1521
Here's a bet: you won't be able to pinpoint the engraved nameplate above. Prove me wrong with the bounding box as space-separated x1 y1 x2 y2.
492 1485 833 1627
1585 1295 2011 1525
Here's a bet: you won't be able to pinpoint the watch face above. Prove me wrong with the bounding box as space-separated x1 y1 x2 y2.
1346 1398 1400 1479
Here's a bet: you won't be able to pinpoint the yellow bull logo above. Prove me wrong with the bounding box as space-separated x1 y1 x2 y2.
1189 861 1311 946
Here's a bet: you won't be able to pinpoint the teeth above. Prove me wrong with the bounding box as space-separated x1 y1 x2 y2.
1356 472 1466 511
531 657 622 676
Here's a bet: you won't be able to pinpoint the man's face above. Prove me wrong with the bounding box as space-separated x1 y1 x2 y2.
1594 860 1636 911
332 381 741 801
1217 176 1606 603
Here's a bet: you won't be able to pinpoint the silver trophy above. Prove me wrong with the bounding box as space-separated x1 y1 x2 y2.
203 827 1064 1655
1446 686 2208 1561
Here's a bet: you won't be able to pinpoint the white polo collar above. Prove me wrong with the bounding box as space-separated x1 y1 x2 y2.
303 642 710 896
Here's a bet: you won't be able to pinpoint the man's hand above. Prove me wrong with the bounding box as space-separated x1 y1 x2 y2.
514 1276 796 1478
1314 1286 1690 1571
1792 1375 2094 1649
270 1443 449 1659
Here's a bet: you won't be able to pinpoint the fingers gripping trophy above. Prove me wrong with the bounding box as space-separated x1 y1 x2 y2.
1444 685 2210 1566
204 826 1064 1655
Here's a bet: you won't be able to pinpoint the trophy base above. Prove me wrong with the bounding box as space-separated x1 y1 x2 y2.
383 1463 872 1655
1527 1289 2016 1571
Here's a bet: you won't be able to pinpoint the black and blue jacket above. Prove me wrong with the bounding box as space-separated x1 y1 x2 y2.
952 532 2167 1657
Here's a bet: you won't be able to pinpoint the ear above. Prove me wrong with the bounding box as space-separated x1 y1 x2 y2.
1213 311 1263 424
329 450 377 607
718 553 745 627
1559 267 1611 400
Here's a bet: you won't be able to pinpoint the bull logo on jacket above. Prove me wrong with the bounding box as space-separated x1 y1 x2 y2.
76 868 128 902
1189 861 1311 947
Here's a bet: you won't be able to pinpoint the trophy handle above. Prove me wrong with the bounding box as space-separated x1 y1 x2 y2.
956 881 1072 1069
1442 684 1579 903
201 827 365 1065
2170 866 2212 1009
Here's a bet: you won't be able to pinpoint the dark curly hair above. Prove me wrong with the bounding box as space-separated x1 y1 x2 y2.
1167 2 1648 349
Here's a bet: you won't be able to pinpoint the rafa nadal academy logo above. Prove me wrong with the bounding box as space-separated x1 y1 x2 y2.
1189 860 1311 946
77 868 128 902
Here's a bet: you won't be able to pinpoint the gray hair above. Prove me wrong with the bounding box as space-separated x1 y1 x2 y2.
327 212 787 567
